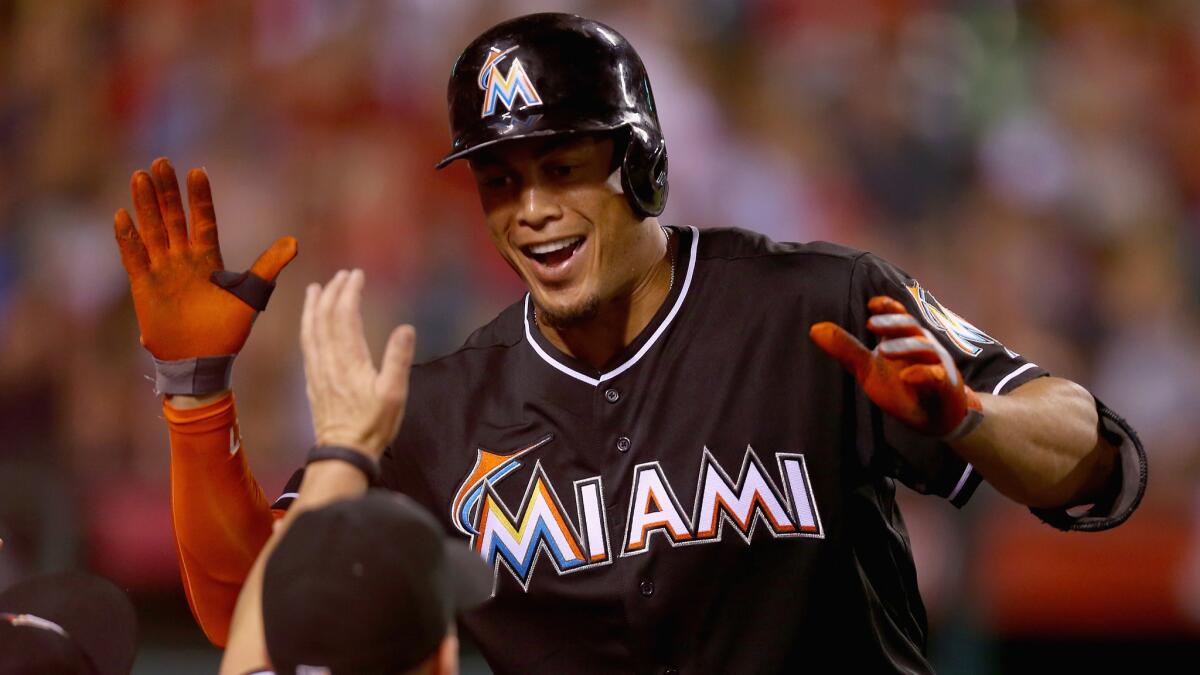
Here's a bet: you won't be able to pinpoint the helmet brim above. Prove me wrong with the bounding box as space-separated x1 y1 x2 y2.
434 122 623 170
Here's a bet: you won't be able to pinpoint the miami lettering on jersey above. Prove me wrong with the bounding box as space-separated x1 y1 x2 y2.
905 281 999 357
478 46 543 118
450 443 823 594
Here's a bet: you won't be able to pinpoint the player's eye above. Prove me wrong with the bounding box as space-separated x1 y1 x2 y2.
547 164 576 178
480 174 512 189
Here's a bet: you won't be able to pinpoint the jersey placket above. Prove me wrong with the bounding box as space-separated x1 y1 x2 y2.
515 227 697 673
592 367 682 675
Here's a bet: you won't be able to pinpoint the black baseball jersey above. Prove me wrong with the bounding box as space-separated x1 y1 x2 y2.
275 226 1145 674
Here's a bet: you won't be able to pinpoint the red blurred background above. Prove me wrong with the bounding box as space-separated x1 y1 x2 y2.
1 1 1197 672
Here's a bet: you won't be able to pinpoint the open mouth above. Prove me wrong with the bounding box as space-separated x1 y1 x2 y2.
522 235 585 268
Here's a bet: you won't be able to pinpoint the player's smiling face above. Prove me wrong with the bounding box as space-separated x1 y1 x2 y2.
469 133 650 327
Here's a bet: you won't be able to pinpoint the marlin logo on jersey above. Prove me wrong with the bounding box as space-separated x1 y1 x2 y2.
478 46 543 117
450 435 553 537
450 442 823 594
905 281 998 357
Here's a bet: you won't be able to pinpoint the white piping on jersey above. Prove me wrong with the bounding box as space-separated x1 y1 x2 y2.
947 465 973 503
523 226 700 387
274 491 299 503
992 362 1039 395
947 362 1040 503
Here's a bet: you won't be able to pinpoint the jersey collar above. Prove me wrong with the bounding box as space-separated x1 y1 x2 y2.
523 225 699 387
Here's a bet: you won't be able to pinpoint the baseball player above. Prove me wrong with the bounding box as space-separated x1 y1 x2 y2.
113 13 1147 674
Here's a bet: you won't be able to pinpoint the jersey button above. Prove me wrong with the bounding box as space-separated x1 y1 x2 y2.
664 668 679 675
616 436 631 453
640 580 655 597
604 388 620 403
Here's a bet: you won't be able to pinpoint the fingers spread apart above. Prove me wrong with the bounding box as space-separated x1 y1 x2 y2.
867 295 908 316
866 312 924 339
249 236 298 283
332 269 371 365
882 332 961 387
131 171 168 258
314 269 347 343
186 168 219 250
900 363 951 390
377 325 416 406
809 322 871 378
877 336 942 364
313 270 352 376
113 208 150 276
151 158 190 250
300 282 322 386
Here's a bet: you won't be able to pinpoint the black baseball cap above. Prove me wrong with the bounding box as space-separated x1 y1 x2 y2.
263 490 491 674
0 571 138 675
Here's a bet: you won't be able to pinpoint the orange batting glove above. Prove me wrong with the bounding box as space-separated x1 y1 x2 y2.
810 296 983 441
113 157 297 394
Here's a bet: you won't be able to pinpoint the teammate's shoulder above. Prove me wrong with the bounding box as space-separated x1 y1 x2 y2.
691 225 868 268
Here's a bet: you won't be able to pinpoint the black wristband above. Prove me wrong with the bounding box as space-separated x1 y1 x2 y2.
306 446 381 486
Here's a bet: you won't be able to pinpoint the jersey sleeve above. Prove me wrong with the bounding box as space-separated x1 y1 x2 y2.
270 468 304 511
1027 397 1147 532
849 253 1049 508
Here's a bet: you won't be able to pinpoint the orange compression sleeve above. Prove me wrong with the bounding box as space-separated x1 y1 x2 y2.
164 392 276 647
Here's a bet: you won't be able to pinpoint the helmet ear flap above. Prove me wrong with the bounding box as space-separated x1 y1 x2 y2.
620 129 668 219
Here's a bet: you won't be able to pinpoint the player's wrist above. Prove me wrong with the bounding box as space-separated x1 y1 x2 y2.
963 386 982 412
165 389 233 410
153 354 237 397
313 434 382 461
942 386 984 442
306 445 381 485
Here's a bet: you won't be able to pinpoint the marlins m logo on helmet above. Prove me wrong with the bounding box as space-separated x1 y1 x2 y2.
478 46 543 117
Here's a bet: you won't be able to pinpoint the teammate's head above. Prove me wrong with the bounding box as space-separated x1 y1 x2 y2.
262 491 490 675
438 13 669 328
0 571 138 675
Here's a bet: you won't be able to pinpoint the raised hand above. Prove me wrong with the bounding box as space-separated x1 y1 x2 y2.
113 157 297 361
300 269 416 460
809 296 983 440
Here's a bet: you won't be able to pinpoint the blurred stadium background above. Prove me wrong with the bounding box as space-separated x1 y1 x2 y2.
1 0 1198 672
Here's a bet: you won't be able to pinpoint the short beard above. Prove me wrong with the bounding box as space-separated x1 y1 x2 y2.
535 295 601 329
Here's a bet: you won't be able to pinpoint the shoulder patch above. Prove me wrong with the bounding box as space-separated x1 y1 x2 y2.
905 281 998 357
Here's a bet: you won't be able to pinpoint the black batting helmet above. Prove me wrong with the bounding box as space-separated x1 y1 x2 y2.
436 13 668 218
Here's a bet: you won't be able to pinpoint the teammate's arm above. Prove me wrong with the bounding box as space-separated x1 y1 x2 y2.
113 158 297 645
221 269 416 674
811 296 1120 510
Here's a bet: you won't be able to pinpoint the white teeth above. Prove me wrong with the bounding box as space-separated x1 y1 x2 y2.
529 236 582 256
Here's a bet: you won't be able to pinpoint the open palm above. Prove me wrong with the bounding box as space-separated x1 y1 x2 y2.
113 158 296 360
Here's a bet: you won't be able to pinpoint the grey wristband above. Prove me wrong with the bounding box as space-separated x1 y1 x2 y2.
942 407 984 442
152 354 236 396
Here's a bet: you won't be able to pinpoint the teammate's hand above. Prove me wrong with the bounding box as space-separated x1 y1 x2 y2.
300 269 416 460
809 296 983 440
113 157 297 360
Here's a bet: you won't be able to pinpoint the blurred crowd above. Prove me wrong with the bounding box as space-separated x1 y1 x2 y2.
2 0 1198 670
